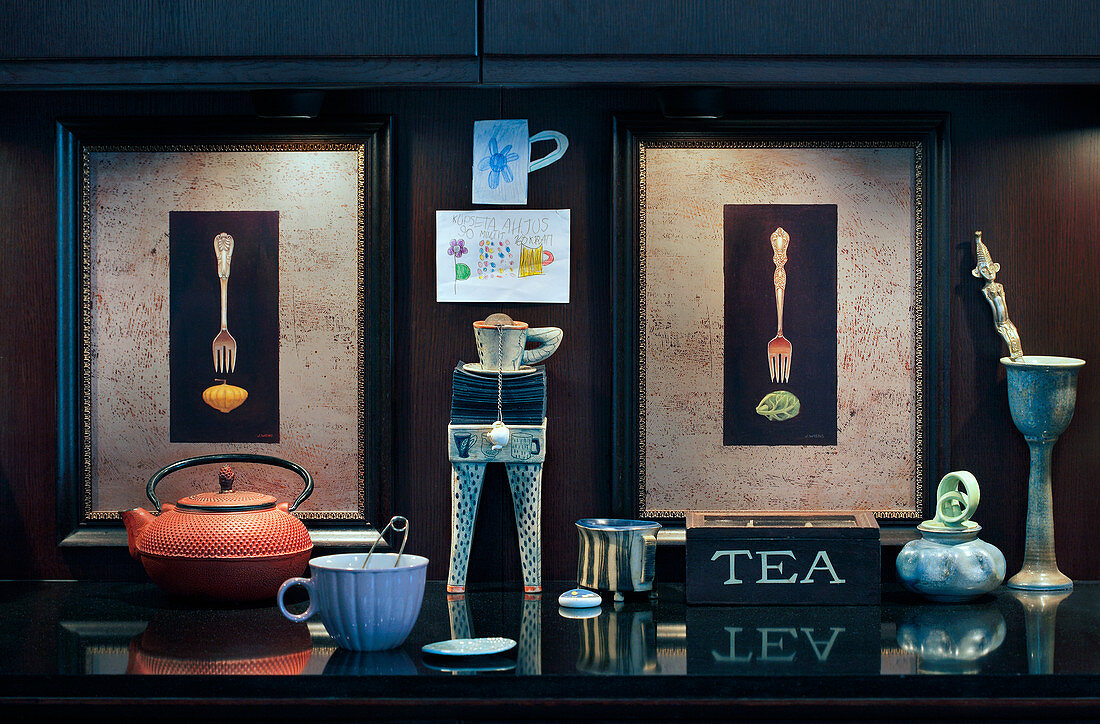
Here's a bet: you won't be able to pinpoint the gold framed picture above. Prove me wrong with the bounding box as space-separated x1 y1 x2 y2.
57 118 392 545
612 115 948 522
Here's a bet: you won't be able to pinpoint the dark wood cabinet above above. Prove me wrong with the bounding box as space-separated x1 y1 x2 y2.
0 0 479 88
480 0 1100 85
2 0 476 58
2 0 1098 89
483 0 1098 57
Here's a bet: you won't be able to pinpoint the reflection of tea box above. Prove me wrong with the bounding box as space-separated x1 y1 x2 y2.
685 604 880 675
685 511 879 605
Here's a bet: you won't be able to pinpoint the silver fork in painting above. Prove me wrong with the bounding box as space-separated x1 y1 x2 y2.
575 519 661 602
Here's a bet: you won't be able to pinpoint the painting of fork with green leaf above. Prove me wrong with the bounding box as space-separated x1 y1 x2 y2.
723 204 838 446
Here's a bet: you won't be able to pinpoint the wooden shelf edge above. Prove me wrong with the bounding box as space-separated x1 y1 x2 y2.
0 57 480 90
657 525 919 546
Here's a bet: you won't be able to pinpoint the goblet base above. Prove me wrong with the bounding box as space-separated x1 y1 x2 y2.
1006 567 1073 591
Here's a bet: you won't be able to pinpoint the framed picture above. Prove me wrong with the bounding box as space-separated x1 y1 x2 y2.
57 118 392 546
612 115 948 523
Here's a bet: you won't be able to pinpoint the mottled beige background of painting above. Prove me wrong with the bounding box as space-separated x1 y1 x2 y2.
643 145 918 515
87 149 361 515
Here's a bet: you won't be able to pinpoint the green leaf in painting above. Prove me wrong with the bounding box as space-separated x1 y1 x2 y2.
755 390 801 421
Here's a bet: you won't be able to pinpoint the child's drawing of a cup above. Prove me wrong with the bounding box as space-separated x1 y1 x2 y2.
518 239 554 278
473 119 568 205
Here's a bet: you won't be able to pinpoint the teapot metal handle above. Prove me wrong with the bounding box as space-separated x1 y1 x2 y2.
145 453 314 513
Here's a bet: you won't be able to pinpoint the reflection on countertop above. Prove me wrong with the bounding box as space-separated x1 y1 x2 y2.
2 581 1098 677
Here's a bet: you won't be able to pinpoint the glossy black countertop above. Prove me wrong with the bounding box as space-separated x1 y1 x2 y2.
1 580 1098 719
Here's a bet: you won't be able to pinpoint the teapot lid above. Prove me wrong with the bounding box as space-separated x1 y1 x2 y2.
919 471 980 532
175 466 277 512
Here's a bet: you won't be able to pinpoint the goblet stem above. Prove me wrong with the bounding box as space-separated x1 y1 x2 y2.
1007 437 1072 590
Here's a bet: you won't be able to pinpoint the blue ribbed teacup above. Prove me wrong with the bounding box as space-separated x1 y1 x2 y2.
277 553 428 652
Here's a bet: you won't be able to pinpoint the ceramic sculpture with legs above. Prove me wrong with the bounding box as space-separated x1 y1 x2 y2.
447 422 547 593
447 314 560 594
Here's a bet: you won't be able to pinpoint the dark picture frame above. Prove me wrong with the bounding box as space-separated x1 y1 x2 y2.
57 118 393 547
612 115 949 524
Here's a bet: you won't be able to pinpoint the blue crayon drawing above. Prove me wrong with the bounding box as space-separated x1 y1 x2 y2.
472 119 569 206
473 119 530 205
477 136 520 190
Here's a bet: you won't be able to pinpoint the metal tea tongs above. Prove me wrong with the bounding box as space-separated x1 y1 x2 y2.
361 515 410 568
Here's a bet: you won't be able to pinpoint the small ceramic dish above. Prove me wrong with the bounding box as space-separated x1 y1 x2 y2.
421 637 517 657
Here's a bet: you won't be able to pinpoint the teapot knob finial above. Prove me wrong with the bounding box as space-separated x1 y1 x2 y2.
926 471 981 530
218 465 235 493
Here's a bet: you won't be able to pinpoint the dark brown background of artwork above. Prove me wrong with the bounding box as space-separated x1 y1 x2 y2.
724 203 838 447
169 210 280 444
1 84 1099 584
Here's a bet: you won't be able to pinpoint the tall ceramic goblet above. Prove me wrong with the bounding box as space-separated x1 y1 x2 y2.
1002 355 1085 591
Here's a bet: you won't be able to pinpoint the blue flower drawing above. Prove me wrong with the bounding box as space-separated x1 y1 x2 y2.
477 136 520 189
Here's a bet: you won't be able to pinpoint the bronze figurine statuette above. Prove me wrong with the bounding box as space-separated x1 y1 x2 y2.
971 231 1023 361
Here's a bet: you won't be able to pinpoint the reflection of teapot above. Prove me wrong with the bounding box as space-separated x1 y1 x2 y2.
126 605 312 675
576 604 658 675
895 603 1006 675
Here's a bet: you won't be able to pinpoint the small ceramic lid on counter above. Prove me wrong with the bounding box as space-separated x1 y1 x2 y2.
558 588 602 608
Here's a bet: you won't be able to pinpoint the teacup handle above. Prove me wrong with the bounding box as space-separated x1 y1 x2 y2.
521 326 564 366
528 130 569 172
277 577 316 623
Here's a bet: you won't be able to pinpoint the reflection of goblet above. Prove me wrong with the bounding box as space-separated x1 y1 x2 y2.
1002 356 1084 591
1007 589 1071 674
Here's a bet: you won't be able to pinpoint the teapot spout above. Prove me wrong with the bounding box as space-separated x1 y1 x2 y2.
121 508 156 559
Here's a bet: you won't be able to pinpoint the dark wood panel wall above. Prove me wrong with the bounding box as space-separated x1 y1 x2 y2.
485 0 1100 56
1 86 1099 583
0 0 477 57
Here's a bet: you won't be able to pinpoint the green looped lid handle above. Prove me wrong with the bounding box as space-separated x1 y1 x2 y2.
921 470 981 532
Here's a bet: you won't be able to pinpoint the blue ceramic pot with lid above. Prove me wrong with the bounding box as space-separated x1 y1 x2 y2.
896 471 1006 602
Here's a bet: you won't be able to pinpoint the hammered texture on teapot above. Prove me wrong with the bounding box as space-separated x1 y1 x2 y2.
137 507 313 559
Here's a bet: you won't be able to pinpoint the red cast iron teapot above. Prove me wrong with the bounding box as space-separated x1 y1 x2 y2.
121 453 314 602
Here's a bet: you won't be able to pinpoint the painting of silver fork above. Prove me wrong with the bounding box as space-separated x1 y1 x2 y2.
170 210 280 443
767 227 792 383
212 232 238 373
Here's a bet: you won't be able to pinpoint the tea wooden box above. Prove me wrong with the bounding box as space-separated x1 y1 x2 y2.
685 512 880 605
